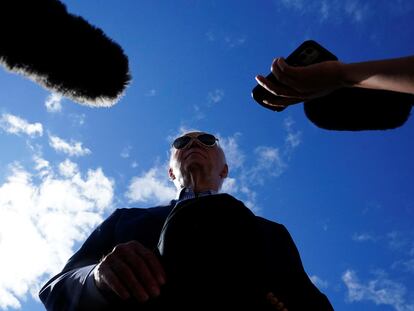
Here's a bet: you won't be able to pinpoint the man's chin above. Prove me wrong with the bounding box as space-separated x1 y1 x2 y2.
184 162 208 174
184 152 206 160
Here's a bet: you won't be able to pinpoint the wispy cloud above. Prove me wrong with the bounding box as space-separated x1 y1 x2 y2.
126 165 176 205
120 145 132 159
218 118 302 211
192 104 205 121
69 113 86 126
224 35 246 48
342 269 414 311
206 30 246 48
251 146 285 181
218 132 245 170
387 231 409 251
344 0 365 22
0 113 43 137
145 89 157 97
44 93 63 113
206 31 215 41
310 275 329 289
284 117 302 151
392 259 414 274
0 159 114 309
351 230 411 251
207 89 224 105
33 155 51 178
190 89 225 121
48 135 91 157
278 0 370 24
352 232 377 242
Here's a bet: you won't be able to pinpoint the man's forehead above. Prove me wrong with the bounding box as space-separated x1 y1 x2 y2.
181 131 207 137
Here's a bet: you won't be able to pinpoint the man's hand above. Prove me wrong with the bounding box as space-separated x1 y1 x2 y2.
93 240 166 302
266 292 288 311
255 57 345 110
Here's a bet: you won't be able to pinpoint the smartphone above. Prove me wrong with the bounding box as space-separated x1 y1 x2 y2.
251 40 338 111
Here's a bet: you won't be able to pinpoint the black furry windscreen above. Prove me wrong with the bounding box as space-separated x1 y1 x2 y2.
0 0 131 107
304 88 414 131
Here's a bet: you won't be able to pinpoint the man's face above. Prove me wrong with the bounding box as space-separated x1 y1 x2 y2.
169 131 228 189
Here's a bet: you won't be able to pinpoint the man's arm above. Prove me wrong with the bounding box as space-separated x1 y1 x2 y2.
39 208 167 311
278 224 334 311
255 55 414 109
259 218 334 311
39 209 121 311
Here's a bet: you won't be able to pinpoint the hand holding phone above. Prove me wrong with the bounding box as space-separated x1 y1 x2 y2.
252 40 338 111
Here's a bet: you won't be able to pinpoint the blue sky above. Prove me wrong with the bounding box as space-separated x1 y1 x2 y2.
1 1 414 310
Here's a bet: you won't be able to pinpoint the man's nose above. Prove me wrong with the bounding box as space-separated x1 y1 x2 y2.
187 138 202 149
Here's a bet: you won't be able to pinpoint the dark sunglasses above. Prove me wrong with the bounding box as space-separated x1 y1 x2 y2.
172 133 218 149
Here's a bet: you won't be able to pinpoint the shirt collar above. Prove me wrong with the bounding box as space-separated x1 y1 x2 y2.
176 187 218 203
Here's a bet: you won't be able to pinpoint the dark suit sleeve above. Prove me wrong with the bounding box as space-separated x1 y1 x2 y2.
259 218 335 311
39 209 122 311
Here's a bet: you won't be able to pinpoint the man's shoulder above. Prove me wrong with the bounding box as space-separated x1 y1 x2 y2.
255 215 288 232
113 201 175 218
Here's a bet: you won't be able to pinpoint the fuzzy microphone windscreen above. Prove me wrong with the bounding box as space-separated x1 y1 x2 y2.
0 0 131 107
303 88 414 131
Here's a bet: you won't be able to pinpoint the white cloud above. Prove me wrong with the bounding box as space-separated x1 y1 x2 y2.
0 113 43 137
44 93 62 113
310 275 329 289
342 269 414 311
283 117 302 152
33 155 51 179
126 166 176 205
352 232 376 242
218 133 245 170
120 145 132 159
216 133 258 211
0 160 114 309
205 30 246 48
49 135 91 157
33 157 49 171
192 104 205 120
401 259 414 273
145 89 157 97
280 0 304 10
320 0 329 20
239 185 258 212
69 113 86 126
278 0 370 24
224 35 246 48
206 30 216 41
221 177 238 195
344 0 367 22
387 231 408 251
217 120 301 212
254 146 285 176
207 89 224 105
58 159 78 177
392 259 414 274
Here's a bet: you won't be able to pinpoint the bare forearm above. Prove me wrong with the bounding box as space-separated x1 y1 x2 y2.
342 56 414 94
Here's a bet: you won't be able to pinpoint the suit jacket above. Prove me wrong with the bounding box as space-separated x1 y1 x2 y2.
39 193 334 311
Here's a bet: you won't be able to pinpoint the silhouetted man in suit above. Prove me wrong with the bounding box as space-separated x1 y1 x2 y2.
39 131 334 310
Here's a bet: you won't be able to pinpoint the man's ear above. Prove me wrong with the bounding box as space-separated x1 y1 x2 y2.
220 164 229 179
168 167 176 180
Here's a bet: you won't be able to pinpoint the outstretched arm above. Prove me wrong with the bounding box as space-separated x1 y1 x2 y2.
255 55 414 110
